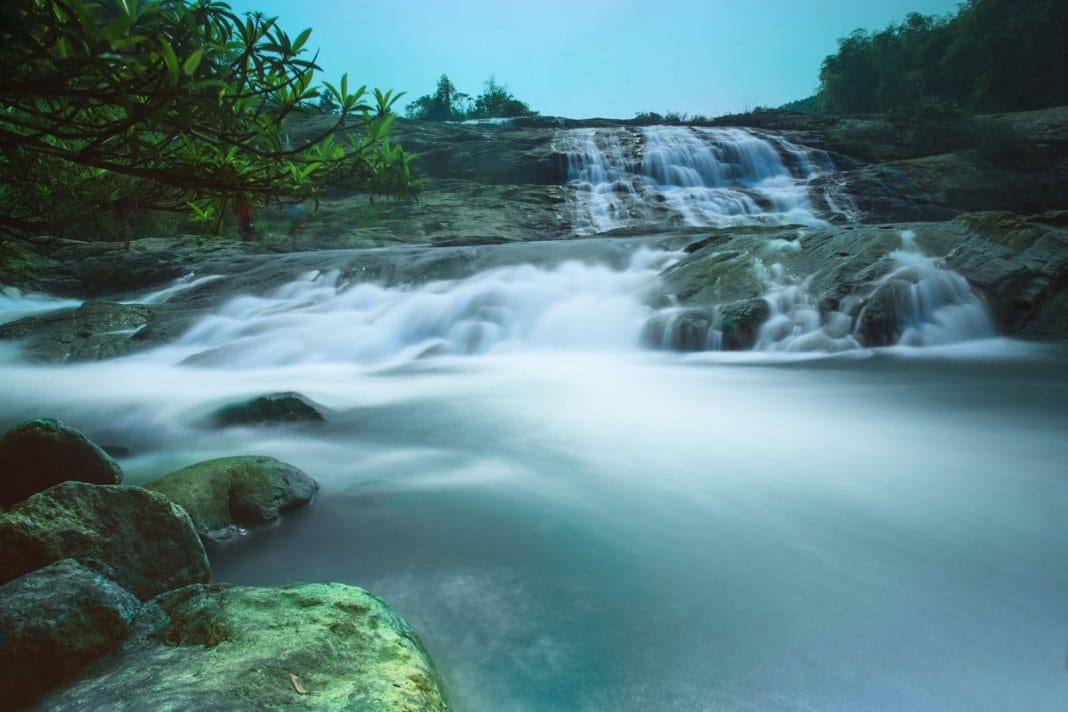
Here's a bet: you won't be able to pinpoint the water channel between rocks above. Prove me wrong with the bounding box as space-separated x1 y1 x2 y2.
1 234 1067 711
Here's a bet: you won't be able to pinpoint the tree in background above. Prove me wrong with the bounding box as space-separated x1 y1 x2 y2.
405 74 471 121
0 0 417 240
469 76 537 119
817 0 1068 115
406 74 536 121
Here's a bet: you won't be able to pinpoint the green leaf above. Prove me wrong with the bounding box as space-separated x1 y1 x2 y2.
183 48 205 76
291 27 312 54
160 38 180 83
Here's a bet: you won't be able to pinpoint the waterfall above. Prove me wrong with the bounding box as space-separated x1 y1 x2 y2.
752 232 994 352
559 125 850 234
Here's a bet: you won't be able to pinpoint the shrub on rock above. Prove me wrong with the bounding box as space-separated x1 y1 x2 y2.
144 456 318 541
0 418 123 509
0 559 141 711
0 481 210 601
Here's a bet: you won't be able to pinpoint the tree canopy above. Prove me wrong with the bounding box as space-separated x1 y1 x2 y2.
0 0 417 238
405 74 537 121
817 0 1068 115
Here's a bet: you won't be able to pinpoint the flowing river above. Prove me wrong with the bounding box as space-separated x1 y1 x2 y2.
3 126 1067 710
1 238 1067 711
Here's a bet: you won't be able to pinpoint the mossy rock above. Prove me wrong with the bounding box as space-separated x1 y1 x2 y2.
144 456 318 541
0 482 210 601
0 418 124 509
43 582 450 711
0 559 141 711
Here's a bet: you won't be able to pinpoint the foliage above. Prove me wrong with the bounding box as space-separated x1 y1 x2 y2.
405 74 536 121
777 95 827 115
818 0 1068 115
404 74 470 121
885 98 970 156
469 76 537 119
633 111 707 125
0 0 417 240
317 91 338 115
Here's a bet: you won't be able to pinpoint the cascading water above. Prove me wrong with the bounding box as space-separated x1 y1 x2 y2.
559 125 852 234
724 231 993 353
153 247 683 369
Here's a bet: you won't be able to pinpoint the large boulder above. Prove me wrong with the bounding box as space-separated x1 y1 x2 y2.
43 582 450 711
0 418 123 509
210 392 329 427
144 456 318 542
0 559 140 711
0 482 210 601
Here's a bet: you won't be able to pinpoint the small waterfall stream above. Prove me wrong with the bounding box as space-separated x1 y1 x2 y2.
753 232 994 352
559 125 853 234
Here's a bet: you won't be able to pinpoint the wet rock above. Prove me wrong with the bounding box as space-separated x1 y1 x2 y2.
642 309 718 351
847 151 1068 221
144 456 318 542
0 482 210 601
42 582 450 711
943 211 1068 338
0 301 156 362
0 559 140 711
211 392 329 427
720 299 771 350
0 418 124 509
855 278 912 346
653 214 1068 345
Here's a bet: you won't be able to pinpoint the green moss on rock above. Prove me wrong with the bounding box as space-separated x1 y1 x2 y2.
144 456 318 541
43 582 450 711
0 482 210 601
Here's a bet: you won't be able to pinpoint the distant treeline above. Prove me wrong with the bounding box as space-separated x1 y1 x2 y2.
405 75 538 121
815 0 1068 114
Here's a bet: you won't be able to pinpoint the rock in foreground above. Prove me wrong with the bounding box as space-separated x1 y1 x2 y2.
0 482 210 601
44 582 450 711
0 559 141 711
145 456 318 541
0 418 123 509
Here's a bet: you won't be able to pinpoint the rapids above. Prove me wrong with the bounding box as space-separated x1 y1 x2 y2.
1 235 1066 711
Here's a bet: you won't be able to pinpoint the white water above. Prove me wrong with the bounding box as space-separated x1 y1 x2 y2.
560 126 851 234
753 231 994 352
151 247 681 369
3 240 1065 711
0 286 81 323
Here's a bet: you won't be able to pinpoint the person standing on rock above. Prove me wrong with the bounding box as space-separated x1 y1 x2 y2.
234 196 255 242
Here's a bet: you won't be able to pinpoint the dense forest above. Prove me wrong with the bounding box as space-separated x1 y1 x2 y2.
816 0 1068 114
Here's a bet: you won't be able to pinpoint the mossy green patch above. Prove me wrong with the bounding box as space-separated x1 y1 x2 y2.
144 456 318 541
43 582 449 711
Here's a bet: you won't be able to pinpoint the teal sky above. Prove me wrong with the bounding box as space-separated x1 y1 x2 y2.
227 0 963 119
